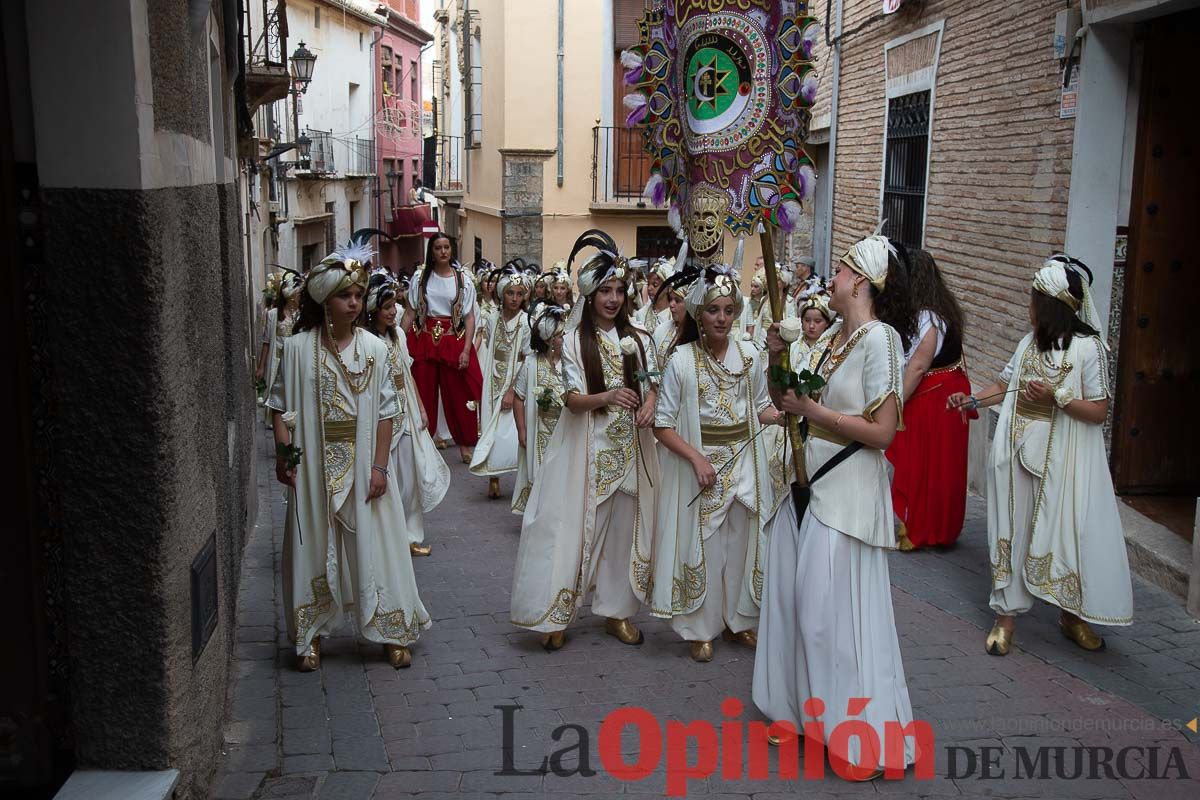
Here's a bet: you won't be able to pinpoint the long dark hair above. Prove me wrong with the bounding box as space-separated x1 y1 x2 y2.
294 292 326 333
870 242 918 352
908 248 964 339
1032 268 1097 352
566 229 649 404
417 231 458 302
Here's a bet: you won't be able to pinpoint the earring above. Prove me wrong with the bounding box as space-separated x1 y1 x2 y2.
852 284 860 299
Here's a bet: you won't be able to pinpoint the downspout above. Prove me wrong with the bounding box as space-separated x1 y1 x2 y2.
556 0 565 187
818 0 844 277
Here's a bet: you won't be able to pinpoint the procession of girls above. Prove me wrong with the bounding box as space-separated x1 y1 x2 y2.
261 226 1132 780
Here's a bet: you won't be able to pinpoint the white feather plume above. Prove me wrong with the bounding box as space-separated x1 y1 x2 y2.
620 49 643 70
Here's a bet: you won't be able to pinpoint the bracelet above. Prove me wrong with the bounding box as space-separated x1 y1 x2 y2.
372 464 389 477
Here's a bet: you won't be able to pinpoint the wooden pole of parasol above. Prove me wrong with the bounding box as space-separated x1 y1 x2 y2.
758 230 807 488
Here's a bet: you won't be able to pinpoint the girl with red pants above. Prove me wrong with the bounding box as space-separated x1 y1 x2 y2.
400 233 483 464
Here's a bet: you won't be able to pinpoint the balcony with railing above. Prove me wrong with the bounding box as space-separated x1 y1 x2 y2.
342 137 376 177
297 129 334 176
430 135 463 194
244 0 290 112
591 125 655 208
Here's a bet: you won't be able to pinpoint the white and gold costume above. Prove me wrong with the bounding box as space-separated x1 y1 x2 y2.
650 339 776 641
269 327 431 654
470 308 530 476
510 352 566 514
509 325 660 632
987 331 1131 625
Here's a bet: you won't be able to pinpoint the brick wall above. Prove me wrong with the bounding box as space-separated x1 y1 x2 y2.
832 0 1077 380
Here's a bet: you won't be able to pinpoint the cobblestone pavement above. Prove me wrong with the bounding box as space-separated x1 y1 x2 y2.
211 433 1200 799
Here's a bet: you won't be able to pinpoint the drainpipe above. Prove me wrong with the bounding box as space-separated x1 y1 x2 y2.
557 0 565 187
817 0 844 277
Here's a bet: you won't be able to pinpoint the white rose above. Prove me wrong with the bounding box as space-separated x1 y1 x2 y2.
466 400 478 412
281 411 298 430
741 331 753 341
778 317 804 343
1053 386 1075 409
619 335 639 356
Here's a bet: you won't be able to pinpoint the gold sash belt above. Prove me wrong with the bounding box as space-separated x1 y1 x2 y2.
1015 395 1053 422
323 418 358 442
701 421 750 447
808 422 852 447
926 359 964 377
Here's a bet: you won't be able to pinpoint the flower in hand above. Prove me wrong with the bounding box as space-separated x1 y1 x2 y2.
619 335 639 356
778 317 804 343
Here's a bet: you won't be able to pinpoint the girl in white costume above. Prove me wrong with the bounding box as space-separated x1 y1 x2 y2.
753 235 916 779
634 257 676 333
651 264 781 662
268 244 431 672
510 229 659 651
652 271 696 366
471 265 532 498
790 287 836 369
511 303 569 514
366 272 451 558
257 270 303 424
949 255 1132 655
549 264 575 310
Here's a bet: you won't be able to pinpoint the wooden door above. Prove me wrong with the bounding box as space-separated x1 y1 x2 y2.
1111 10 1200 493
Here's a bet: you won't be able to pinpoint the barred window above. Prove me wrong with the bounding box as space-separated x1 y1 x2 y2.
881 91 930 251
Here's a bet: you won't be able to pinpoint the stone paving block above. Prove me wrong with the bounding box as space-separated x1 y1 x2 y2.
221 743 278 772
392 733 465 756
260 775 319 798
283 727 332 756
332 735 391 772
211 771 267 800
378 721 418 742
317 771 381 800
231 694 277 722
282 754 335 775
458 768 544 793
281 680 327 707
372 770 461 795
328 712 381 740
224 718 279 746
283 705 331 730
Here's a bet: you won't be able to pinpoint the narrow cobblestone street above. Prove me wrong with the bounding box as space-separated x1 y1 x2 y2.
211 433 1200 800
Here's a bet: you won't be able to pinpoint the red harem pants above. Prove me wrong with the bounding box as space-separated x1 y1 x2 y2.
407 317 483 446
885 363 973 548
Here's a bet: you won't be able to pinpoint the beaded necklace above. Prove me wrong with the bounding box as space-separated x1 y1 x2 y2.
323 325 374 395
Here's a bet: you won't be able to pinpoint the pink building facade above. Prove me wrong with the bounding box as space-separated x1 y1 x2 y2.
375 0 433 272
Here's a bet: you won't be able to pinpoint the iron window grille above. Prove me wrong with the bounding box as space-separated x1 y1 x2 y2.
881 90 931 251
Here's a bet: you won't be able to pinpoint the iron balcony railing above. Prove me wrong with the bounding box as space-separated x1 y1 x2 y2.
343 137 375 177
306 129 335 175
431 135 463 192
247 0 288 70
592 125 652 204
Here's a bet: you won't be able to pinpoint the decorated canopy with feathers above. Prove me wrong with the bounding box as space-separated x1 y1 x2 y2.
623 0 820 260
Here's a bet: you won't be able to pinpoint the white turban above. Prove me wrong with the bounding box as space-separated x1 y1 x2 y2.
306 241 373 304
1033 256 1105 338
684 265 744 320
280 272 303 299
531 303 568 344
840 234 894 290
496 269 531 297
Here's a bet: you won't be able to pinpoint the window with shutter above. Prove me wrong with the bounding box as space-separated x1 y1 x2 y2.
613 0 647 50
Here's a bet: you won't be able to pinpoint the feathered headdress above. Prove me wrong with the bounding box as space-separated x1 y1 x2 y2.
565 229 646 330
530 302 569 349
684 263 744 320
307 240 372 303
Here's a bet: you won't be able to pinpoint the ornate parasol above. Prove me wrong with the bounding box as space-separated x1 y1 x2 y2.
623 0 821 486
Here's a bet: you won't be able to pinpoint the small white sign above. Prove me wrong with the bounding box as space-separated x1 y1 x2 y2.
1060 65 1080 120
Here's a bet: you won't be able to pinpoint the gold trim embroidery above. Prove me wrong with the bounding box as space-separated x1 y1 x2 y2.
294 575 334 646
368 603 426 644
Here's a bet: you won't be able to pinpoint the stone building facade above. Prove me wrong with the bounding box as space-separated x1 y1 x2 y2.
3 1 258 797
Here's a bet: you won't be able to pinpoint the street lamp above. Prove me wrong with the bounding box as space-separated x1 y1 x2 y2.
289 42 317 94
386 168 399 217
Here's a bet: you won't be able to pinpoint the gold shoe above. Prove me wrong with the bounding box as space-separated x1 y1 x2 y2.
690 641 714 662
1060 616 1105 651
766 726 800 747
541 631 566 651
487 477 501 499
985 622 1013 656
384 644 412 669
296 637 321 672
721 628 757 649
435 438 449 450
461 452 472 464
897 521 916 551
409 542 432 557
604 617 644 646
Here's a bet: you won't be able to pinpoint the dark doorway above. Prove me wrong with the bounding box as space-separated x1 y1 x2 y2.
1111 10 1200 538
